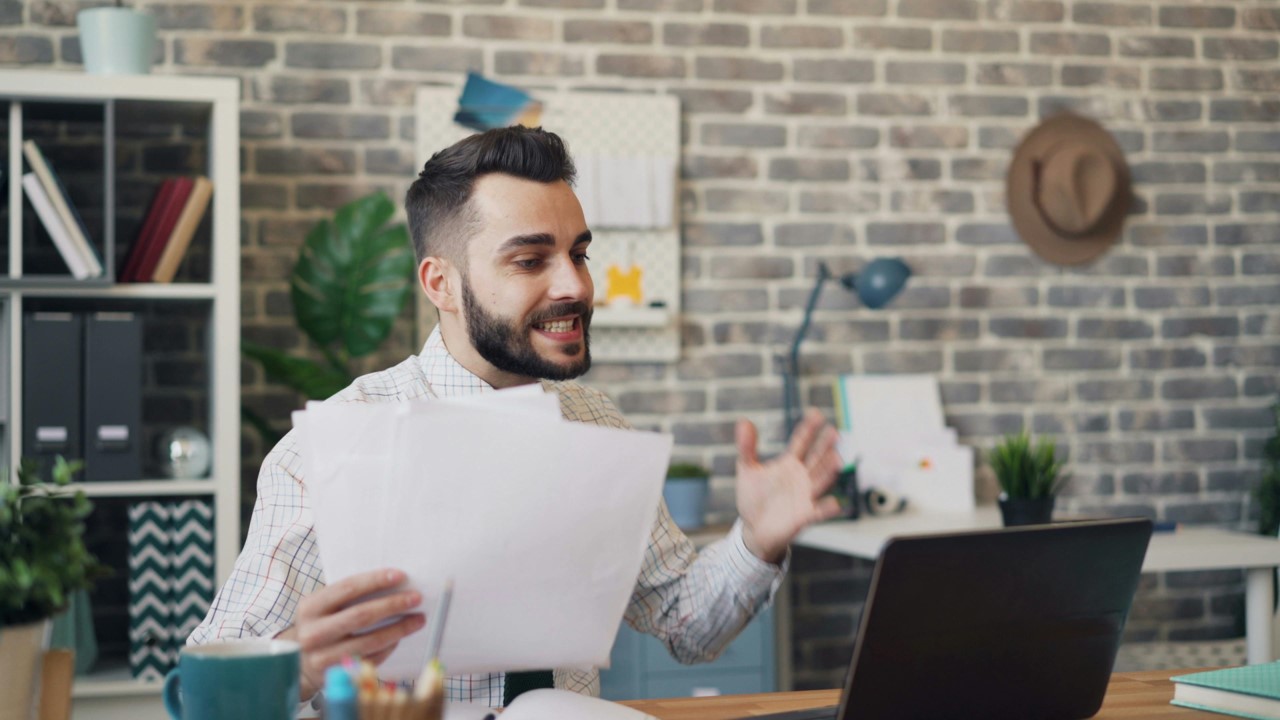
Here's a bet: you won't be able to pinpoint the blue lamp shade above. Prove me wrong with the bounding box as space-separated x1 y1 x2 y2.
840 257 912 309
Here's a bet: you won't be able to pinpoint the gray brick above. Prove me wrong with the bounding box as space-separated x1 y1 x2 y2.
255 76 350 105
1242 252 1280 275
799 190 881 214
983 255 1047 277
889 125 968 149
664 22 749 47
948 95 1029 118
241 182 288 211
1217 284 1280 306
1162 5 1235 27
955 224 1017 246
296 183 396 210
976 62 1053 86
1215 344 1280 368
1236 69 1280 93
702 123 786 148
683 288 769 313
672 419 738 445
1047 349 1124 372
1128 224 1207 248
794 59 874 84
1216 223 1280 246
1130 348 1205 371
1247 374 1280 397
949 412 1024 437
989 317 1067 339
798 125 879 149
1215 161 1280 184
670 88 754 114
697 56 784 81
991 379 1069 404
1208 470 1254 493
898 0 978 19
1152 68 1224 92
959 286 1038 308
1154 131 1229 153
240 110 283 139
775 223 856 247
1212 99 1280 123
1244 7 1280 29
1164 440 1237 463
463 15 553 40
285 42 379 70
1162 316 1240 339
807 0 887 13
152 4 245 30
176 38 275 68
1154 193 1232 216
865 222 944 246
706 185 783 211
1242 191 1280 214
886 61 966 85
1143 100 1202 122
392 46 484 73
893 253 975 278
1133 286 1210 309
769 157 849 182
883 285 951 310
1119 410 1196 432
1074 2 1151 25
1162 377 1237 400
675 352 763 380
954 349 1036 373
683 156 757 180
715 0 797 12
1047 286 1124 308
1061 65 1140 89
890 189 973 213
566 19 653 44
0 0 21 24
765 92 848 115
1205 407 1274 430
618 390 706 414
853 26 931 51
1156 255 1234 277
1245 313 1280 336
714 387 783 412
292 113 390 141
498 51 585 77
857 93 934 116
599 54 685 78
1077 319 1154 340
1077 440 1155 464
1206 37 1278 61
621 0 704 10
940 381 982 405
255 147 356 176
862 350 944 374
986 0 1063 21
1237 131 1280 152
763 25 844 48
709 255 793 280
683 223 763 247
1123 472 1199 495
1119 36 1194 58
1030 32 1110 56
522 0 605 8
255 5 345 32
365 147 415 176
1034 412 1109 434
942 30 1018 53
899 318 980 341
356 9 450 36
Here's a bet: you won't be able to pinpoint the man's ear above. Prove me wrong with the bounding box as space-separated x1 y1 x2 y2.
419 256 459 313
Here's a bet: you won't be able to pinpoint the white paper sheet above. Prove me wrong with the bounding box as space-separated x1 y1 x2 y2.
297 390 673 680
597 155 654 228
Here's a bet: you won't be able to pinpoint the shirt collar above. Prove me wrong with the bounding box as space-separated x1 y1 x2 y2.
417 326 496 398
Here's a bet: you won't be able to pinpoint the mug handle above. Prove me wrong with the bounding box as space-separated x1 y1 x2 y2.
163 669 183 720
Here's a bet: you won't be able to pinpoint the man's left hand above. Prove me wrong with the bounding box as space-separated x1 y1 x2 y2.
735 409 843 564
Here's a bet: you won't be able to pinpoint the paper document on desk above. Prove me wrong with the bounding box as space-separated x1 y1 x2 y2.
295 387 673 680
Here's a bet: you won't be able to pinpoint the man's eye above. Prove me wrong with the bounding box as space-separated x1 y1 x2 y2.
573 253 591 264
515 258 541 270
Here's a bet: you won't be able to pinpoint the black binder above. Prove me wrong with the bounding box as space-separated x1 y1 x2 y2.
22 312 83 476
83 312 143 481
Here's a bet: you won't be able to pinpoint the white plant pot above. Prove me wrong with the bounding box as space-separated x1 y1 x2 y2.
77 7 156 75
0 619 52 720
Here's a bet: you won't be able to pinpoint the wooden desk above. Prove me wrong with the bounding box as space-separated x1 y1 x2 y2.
620 669 1214 719
797 507 1280 664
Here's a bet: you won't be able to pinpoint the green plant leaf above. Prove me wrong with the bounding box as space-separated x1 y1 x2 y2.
242 341 351 400
291 193 415 358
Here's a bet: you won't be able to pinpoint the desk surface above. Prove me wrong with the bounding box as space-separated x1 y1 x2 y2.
620 669 1211 719
797 507 1280 572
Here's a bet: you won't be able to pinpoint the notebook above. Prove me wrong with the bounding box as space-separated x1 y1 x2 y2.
744 518 1153 720
1172 661 1280 719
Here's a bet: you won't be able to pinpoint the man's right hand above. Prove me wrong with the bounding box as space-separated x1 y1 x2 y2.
279 568 426 699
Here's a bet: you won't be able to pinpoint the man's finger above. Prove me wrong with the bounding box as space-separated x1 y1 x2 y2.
804 425 839 471
308 613 425 674
786 409 826 459
813 496 843 524
736 418 760 467
301 590 422 651
300 568 408 618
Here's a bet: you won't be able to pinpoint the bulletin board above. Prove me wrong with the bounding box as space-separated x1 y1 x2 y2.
415 86 681 363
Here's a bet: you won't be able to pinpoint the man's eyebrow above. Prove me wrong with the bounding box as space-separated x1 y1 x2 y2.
574 230 592 246
495 233 555 254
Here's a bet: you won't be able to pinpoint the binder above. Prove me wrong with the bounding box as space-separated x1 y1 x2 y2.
83 312 143 481
22 313 83 476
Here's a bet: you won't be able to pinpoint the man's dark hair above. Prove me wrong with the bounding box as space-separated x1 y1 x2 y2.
405 126 577 267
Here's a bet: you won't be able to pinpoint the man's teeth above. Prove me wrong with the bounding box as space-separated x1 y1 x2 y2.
536 319 574 333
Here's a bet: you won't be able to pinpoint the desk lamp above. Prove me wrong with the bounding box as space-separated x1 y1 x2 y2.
783 257 912 437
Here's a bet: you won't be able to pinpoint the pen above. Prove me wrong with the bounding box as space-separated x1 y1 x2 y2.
423 578 454 662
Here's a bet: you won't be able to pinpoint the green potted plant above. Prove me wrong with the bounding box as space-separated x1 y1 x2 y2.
987 432 1066 526
0 458 105 720
663 462 711 531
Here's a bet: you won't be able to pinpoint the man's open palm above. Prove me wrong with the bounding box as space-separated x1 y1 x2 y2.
736 409 843 563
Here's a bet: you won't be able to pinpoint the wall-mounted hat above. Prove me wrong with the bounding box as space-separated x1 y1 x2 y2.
1006 113 1131 266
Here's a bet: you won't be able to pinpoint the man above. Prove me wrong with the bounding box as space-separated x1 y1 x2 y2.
192 126 842 705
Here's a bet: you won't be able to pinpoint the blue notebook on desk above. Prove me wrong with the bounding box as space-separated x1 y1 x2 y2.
741 518 1153 720
1172 662 1280 720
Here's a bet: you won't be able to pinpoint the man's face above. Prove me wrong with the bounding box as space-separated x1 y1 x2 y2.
457 174 594 382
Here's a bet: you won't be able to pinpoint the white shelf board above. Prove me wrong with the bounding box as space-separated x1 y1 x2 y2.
0 70 237 104
4 283 216 300
61 479 218 497
593 306 670 329
72 663 164 699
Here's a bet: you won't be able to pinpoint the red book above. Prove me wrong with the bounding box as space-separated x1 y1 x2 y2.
131 176 194 283
120 179 174 282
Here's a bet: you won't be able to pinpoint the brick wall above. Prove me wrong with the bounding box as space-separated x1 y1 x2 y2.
6 0 1277 689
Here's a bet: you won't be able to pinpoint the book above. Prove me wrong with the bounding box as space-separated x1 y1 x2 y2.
119 179 174 282
1172 662 1280 720
445 689 657 720
21 173 92 279
150 176 212 283
21 139 103 277
130 176 194 283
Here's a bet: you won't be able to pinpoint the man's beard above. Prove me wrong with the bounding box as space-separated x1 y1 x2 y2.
461 278 592 381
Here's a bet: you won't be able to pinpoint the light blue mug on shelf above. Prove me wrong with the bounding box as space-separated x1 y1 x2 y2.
163 639 301 720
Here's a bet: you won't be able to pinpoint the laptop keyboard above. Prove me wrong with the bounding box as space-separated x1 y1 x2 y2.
734 705 838 720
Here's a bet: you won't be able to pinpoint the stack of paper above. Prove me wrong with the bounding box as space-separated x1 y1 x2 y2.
293 386 673 680
835 375 974 513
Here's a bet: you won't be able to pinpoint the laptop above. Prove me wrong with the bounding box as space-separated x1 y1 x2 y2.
749 518 1153 720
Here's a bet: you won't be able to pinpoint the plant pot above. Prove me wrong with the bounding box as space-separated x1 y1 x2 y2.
0 619 52 720
77 7 156 76
662 477 709 530
998 494 1056 527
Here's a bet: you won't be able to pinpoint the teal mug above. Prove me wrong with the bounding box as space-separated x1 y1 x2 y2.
163 639 301 720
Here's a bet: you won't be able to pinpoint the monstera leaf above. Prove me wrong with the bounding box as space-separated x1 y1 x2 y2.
291 192 416 359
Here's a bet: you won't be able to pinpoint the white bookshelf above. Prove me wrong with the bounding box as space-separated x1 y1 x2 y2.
0 70 240 720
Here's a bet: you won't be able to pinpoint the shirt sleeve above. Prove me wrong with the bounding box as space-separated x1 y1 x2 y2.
188 429 324 646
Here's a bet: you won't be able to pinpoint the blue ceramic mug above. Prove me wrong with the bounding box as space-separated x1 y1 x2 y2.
163 639 301 720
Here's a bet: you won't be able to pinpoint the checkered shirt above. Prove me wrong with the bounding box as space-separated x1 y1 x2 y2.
191 327 785 706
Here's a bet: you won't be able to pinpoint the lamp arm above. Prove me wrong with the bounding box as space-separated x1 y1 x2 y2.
785 262 831 437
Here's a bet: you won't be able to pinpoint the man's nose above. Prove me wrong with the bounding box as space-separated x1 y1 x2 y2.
549 258 591 302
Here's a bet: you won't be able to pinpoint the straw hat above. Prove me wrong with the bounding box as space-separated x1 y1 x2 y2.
1006 113 1131 266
